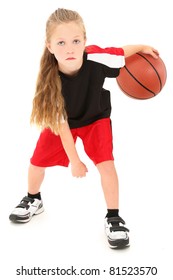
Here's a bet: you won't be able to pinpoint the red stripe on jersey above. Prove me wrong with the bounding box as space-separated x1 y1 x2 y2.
86 45 124 56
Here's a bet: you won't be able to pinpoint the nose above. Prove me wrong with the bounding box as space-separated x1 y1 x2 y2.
66 44 74 54
66 50 74 54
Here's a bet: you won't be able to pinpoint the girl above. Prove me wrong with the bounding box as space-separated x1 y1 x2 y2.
9 8 159 249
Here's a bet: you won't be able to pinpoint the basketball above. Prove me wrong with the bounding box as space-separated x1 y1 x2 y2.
116 53 167 99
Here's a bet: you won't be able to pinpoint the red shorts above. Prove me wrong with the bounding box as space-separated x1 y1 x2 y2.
30 118 114 167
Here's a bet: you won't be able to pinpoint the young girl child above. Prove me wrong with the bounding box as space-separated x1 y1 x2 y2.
9 8 159 248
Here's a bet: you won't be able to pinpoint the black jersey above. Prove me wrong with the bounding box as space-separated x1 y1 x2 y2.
59 45 125 128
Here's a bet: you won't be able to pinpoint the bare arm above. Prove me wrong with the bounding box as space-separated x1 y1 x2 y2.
58 121 88 177
122 44 159 58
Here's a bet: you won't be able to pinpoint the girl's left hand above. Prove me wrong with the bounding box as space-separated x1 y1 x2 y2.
142 46 159 59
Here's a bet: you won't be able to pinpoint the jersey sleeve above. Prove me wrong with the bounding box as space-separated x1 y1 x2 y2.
86 45 125 77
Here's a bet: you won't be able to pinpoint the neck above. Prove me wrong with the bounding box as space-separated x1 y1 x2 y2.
58 60 83 76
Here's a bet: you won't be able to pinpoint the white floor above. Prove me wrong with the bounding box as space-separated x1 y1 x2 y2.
1 0 173 279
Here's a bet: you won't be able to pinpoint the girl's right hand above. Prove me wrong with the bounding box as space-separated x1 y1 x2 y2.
71 161 88 178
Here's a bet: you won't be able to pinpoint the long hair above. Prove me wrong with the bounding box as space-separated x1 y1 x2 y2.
30 8 86 134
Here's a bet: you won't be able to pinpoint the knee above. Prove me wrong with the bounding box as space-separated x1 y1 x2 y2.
29 163 45 174
97 160 116 176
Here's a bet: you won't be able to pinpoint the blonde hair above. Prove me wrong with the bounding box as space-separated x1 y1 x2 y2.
30 8 86 134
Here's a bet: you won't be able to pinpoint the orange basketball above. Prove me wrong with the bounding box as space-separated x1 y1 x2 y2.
116 53 167 99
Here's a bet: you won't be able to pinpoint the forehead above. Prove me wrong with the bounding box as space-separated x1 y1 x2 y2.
51 22 83 39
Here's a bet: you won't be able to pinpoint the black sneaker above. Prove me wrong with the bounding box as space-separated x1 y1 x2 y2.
105 216 129 248
9 196 44 223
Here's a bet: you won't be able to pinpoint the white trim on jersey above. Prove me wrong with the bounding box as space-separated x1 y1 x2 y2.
87 53 125 68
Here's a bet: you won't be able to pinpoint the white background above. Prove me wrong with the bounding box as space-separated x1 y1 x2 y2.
0 0 172 279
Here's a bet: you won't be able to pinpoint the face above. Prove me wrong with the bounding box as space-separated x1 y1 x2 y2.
47 22 86 75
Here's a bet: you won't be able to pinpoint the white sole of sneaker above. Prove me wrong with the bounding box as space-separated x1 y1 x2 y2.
9 206 44 223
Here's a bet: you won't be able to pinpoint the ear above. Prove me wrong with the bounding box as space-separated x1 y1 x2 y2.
46 41 54 54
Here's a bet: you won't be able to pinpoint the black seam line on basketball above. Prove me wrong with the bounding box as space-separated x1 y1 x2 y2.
137 53 162 91
124 65 155 96
116 80 153 99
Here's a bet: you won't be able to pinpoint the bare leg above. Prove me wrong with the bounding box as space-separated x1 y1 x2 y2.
97 160 129 248
96 160 119 209
28 163 45 194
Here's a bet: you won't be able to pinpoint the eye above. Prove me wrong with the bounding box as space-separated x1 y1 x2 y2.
73 39 80 44
57 41 65 46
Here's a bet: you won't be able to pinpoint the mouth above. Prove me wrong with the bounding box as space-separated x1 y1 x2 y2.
66 57 76 60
